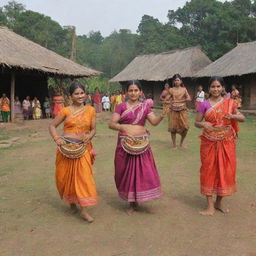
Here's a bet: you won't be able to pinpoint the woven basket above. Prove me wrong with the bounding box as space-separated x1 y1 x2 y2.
121 136 149 155
58 138 87 159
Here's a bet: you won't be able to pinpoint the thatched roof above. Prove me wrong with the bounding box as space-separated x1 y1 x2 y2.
195 41 256 77
0 26 100 77
109 46 211 82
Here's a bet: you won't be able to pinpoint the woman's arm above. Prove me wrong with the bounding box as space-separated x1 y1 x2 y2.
83 116 96 143
109 113 122 131
225 109 245 122
194 112 213 130
49 115 66 145
184 89 191 102
147 112 164 126
147 106 169 126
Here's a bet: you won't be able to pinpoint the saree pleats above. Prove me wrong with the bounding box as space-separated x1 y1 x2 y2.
199 98 238 197
200 136 236 196
168 109 189 134
56 144 97 206
55 106 97 206
115 140 162 202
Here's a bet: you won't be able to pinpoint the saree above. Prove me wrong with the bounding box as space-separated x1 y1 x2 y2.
55 106 97 206
53 96 64 117
114 102 162 202
168 87 190 134
198 98 238 196
93 92 102 113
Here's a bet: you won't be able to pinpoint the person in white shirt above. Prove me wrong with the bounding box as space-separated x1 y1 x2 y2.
195 86 205 109
102 94 110 111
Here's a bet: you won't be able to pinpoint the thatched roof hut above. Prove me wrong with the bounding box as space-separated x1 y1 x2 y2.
195 41 256 109
0 26 100 121
0 26 100 77
109 46 211 107
109 46 211 82
195 41 256 77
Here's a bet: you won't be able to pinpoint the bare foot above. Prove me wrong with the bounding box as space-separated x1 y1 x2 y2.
214 203 230 214
171 145 177 150
70 204 78 214
199 208 215 216
133 202 139 211
126 202 138 215
80 212 94 223
126 206 135 215
179 144 187 149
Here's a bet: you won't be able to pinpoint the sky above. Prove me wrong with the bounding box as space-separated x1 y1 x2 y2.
0 0 188 36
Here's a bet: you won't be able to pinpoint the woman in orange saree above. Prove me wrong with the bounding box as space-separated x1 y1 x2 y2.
49 82 97 222
195 76 245 216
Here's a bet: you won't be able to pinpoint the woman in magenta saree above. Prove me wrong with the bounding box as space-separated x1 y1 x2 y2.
109 80 166 214
195 76 245 216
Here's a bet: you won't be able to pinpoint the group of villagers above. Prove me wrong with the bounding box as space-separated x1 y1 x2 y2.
0 94 53 121
49 74 245 222
91 88 125 113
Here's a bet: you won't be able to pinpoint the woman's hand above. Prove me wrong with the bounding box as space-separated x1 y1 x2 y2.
161 105 170 116
55 137 65 146
202 121 214 130
83 134 92 144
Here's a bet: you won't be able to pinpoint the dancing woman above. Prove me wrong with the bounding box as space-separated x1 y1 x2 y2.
49 82 97 222
109 80 166 214
168 74 191 148
195 76 245 216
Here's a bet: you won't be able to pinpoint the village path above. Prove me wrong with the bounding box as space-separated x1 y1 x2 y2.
0 112 256 256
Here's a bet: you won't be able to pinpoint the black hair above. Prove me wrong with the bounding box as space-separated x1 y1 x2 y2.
208 76 226 97
172 74 184 87
126 80 142 91
69 81 85 95
208 76 225 88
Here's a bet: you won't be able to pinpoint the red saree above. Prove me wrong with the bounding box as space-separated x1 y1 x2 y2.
199 98 238 196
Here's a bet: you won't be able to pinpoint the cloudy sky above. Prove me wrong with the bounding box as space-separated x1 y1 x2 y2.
1 0 188 36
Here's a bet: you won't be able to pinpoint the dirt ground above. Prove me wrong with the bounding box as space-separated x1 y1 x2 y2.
0 112 256 256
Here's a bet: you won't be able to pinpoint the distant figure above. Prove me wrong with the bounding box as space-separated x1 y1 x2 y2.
32 97 42 120
53 94 64 117
110 93 116 112
168 74 191 148
102 93 110 111
195 85 205 108
160 82 171 104
43 97 51 119
231 84 242 108
22 96 31 120
222 87 231 99
93 87 102 113
0 93 11 122
115 90 123 105
14 96 22 115
84 91 92 105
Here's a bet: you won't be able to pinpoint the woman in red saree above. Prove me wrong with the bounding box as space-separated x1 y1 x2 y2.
195 76 245 216
93 87 102 113
49 82 97 222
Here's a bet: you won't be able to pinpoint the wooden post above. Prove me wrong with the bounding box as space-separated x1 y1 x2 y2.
10 72 15 122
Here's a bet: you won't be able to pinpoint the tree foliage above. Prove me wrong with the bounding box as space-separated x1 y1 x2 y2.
0 0 256 86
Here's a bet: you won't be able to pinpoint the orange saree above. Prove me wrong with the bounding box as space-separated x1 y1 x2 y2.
168 87 190 134
199 98 238 196
55 106 97 206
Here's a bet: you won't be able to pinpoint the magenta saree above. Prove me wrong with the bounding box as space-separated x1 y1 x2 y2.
114 102 162 202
